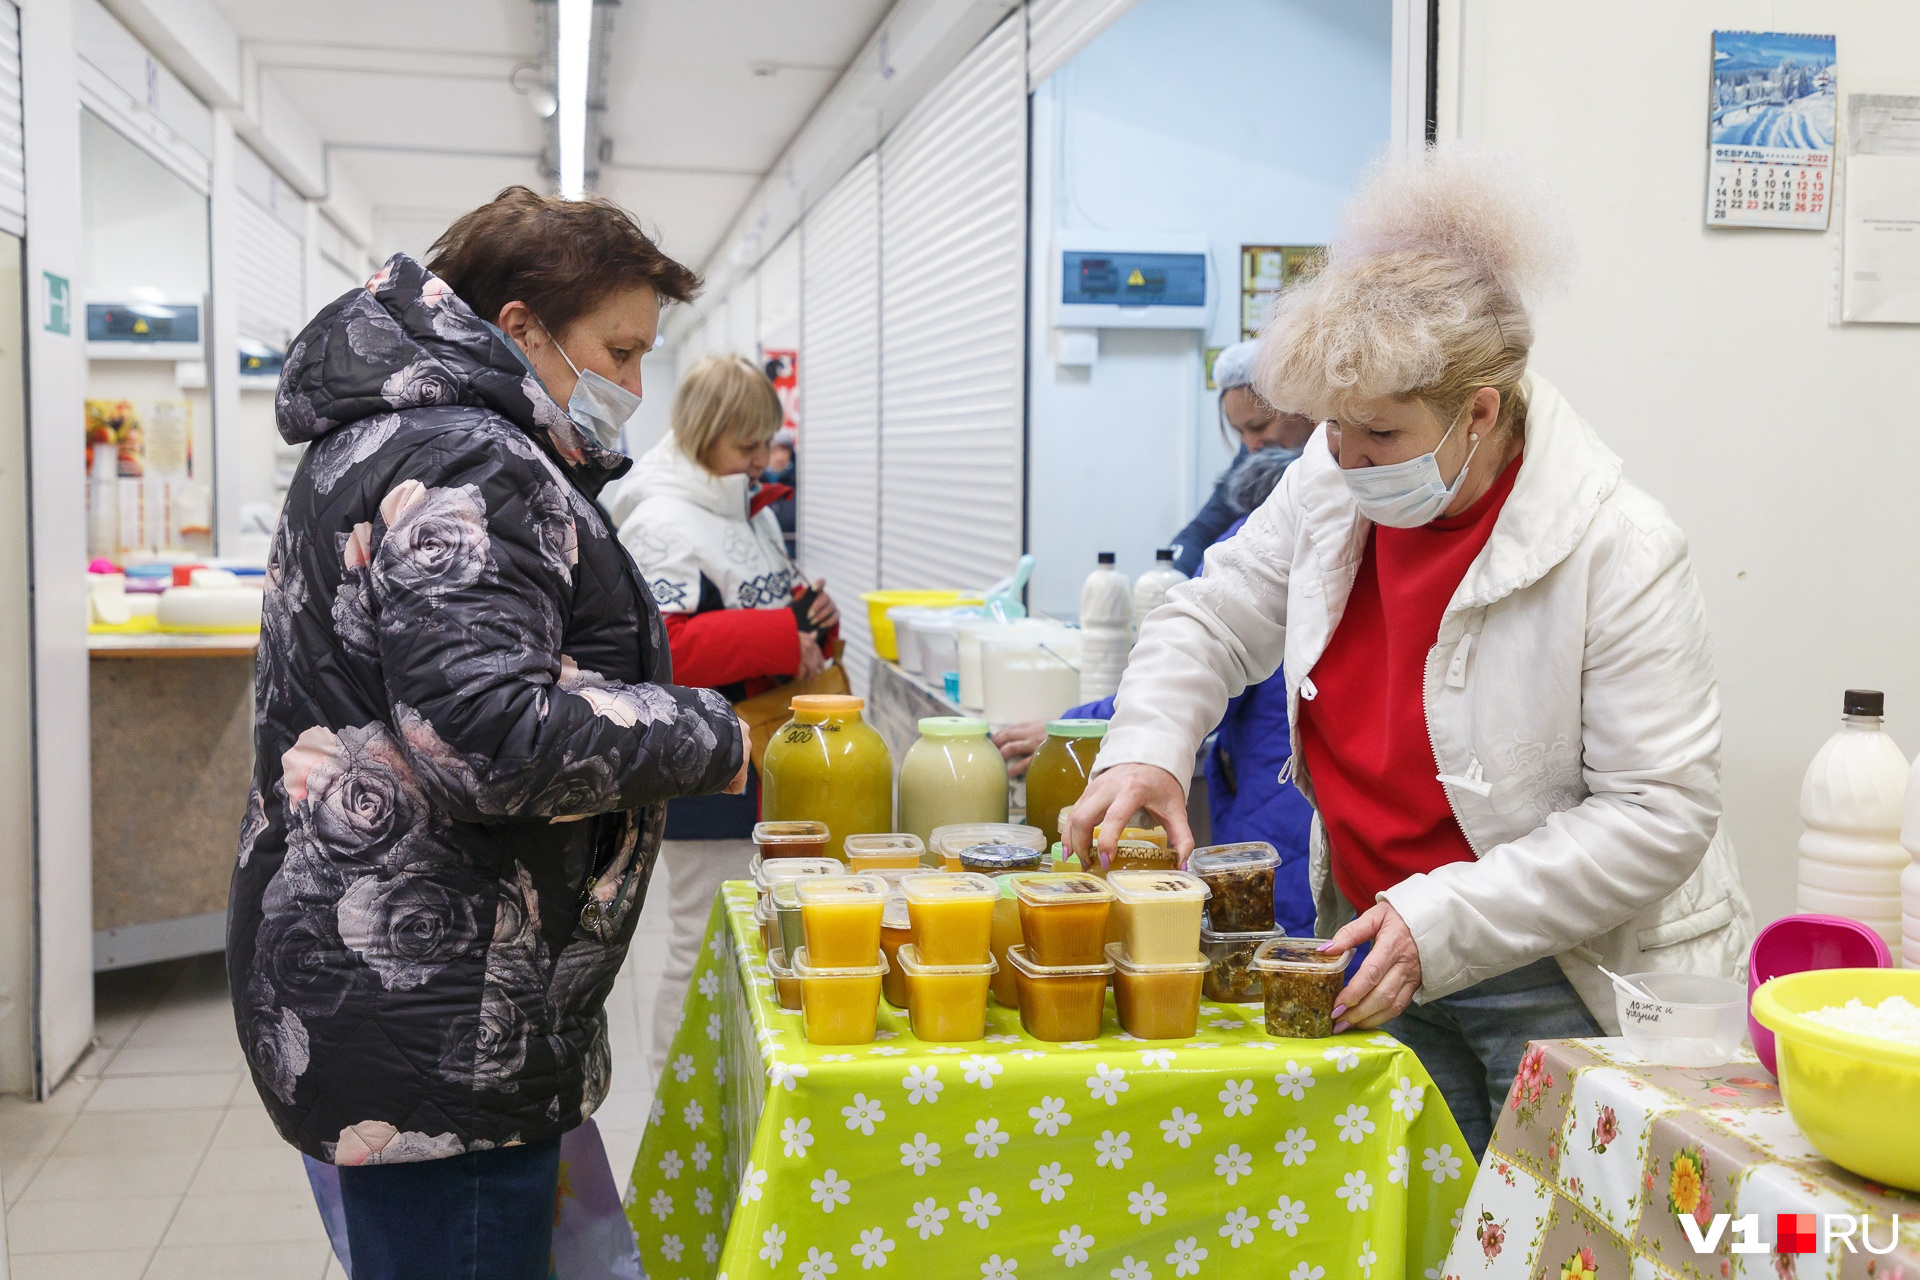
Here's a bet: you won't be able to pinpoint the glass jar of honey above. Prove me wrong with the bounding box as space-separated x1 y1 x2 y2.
1026 719 1108 849
898 718 1008 844
761 696 893 860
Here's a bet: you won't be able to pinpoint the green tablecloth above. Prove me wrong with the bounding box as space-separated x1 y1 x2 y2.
626 882 1472 1280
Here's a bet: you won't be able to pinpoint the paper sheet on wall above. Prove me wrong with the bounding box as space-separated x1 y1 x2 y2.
1841 92 1920 324
1705 31 1836 230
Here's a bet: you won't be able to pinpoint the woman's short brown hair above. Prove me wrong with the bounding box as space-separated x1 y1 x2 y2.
425 186 701 337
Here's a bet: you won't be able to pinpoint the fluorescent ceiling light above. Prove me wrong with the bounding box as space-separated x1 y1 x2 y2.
557 0 591 198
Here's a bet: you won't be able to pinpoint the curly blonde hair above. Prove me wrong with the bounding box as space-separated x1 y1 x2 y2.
1255 145 1573 431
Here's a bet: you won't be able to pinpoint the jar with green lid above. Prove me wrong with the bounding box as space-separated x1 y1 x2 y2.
898 717 1008 844
761 695 893 860
1026 718 1109 850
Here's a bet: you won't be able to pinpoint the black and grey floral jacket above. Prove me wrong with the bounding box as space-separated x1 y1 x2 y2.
228 254 743 1165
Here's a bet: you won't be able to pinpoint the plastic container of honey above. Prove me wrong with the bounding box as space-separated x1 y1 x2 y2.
753 820 831 861
845 833 926 873
766 947 804 1011
900 871 997 966
1250 937 1350 1039
771 881 807 960
796 874 890 969
752 855 843 902
1107 869 1209 965
1006 945 1112 1041
1109 839 1180 874
896 944 997 1042
931 823 1046 872
990 876 1029 1006
1188 843 1279 933
792 946 888 1045
880 895 912 1009
1201 922 1286 1003
754 896 776 953
959 843 1047 877
1107 942 1207 1040
1014 872 1114 967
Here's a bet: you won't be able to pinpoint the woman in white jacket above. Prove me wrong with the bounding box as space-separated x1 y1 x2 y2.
1067 149 1754 1156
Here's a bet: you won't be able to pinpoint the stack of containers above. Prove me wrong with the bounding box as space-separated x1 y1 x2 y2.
898 872 1000 1041
1190 843 1287 1002
793 875 891 1044
754 856 841 978
1106 869 1211 1039
930 823 1047 871
1007 872 1116 1041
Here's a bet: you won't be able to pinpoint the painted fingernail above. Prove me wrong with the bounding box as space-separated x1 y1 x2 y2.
1317 941 1337 952
1332 1021 1350 1034
1331 1004 1347 1018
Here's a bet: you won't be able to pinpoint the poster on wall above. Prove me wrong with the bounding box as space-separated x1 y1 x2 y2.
1706 30 1837 230
762 349 798 434
1239 245 1322 340
1841 91 1920 324
86 398 193 553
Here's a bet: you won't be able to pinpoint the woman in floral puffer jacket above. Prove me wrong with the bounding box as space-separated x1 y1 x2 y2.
229 188 748 1279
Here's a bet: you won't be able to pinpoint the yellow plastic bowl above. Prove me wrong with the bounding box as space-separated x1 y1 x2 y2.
858 590 981 661
1750 967 1920 1191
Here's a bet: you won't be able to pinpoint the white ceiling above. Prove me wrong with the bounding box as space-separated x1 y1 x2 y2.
211 0 892 271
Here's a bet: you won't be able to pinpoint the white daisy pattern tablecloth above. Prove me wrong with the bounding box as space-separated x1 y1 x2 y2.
625 883 1472 1280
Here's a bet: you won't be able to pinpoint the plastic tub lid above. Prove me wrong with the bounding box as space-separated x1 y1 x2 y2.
844 833 926 859
1106 941 1209 974
1006 944 1115 979
1189 843 1280 876
1107 869 1210 904
1201 922 1286 944
995 872 1041 899
755 896 775 923
917 716 989 737
754 820 829 846
1013 872 1114 906
1046 719 1110 738
795 874 891 905
931 823 1047 856
791 946 890 978
772 881 803 909
899 871 997 904
883 894 911 929
896 943 999 977
767 947 795 977
961 843 1046 872
1250 937 1349 974
790 695 864 716
754 856 842 889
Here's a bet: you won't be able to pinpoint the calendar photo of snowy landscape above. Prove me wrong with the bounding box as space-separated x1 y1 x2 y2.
1706 30 1837 230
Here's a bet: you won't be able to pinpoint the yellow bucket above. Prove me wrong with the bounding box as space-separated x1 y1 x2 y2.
858 590 981 662
1750 967 1920 1191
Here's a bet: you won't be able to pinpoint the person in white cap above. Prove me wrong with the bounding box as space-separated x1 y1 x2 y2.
1166 339 1317 575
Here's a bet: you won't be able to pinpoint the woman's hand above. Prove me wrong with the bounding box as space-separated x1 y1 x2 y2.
1063 762 1193 869
1324 903 1423 1032
991 720 1048 777
797 630 827 679
807 579 838 629
726 715 753 794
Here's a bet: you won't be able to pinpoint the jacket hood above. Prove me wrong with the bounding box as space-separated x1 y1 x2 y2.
601 434 750 527
275 253 631 491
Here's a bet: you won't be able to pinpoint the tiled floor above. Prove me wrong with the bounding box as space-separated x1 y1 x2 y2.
0 864 676 1279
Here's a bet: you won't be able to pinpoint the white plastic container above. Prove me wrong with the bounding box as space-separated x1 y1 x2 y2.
1800 689 1910 961
956 616 990 711
1901 749 1920 969
887 606 932 672
912 610 974 682
1614 972 1747 1067
1131 549 1188 630
1077 552 1131 702
979 623 1080 726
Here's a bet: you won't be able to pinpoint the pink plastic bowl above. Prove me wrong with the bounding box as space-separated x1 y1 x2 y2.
1747 914 1891 1076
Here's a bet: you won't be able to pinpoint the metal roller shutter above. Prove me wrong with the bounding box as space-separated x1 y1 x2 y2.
0 1 22 238
234 144 305 348
796 153 881 692
1026 0 1143 88
877 15 1026 594
757 229 800 351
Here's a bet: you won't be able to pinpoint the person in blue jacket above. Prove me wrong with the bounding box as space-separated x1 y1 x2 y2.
997 445 1314 935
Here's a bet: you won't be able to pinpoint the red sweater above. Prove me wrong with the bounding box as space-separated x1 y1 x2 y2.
1297 453 1522 912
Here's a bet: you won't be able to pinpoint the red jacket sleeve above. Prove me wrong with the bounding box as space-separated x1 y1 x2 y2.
663 608 801 689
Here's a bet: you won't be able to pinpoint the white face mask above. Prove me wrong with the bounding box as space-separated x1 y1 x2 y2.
1338 406 1482 528
542 323 642 453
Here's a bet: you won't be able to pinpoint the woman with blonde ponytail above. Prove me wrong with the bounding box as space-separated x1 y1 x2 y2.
1067 147 1752 1156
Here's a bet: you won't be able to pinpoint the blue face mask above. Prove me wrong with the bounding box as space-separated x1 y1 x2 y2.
1339 406 1482 528
486 319 641 453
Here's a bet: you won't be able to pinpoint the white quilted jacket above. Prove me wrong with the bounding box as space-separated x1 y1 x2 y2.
1096 373 1754 1032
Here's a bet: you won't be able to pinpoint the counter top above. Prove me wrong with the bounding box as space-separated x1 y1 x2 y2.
88 631 259 658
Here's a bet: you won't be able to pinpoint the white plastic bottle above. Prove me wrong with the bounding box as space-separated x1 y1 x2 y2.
1900 749 1920 969
1799 689 1910 962
1132 548 1188 630
1077 551 1132 703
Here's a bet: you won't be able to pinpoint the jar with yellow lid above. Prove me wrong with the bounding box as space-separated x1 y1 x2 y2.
761 695 893 860
897 717 1008 844
1026 719 1107 849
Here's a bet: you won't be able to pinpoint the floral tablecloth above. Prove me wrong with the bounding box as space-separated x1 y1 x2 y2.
626 882 1472 1280
1437 1038 1920 1280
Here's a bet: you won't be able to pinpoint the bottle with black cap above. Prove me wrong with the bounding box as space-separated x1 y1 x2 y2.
1798 688 1910 961
1132 547 1189 629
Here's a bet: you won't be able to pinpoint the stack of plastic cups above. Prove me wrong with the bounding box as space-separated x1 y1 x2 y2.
897 872 999 1041
1190 843 1286 1003
1106 869 1212 1039
793 875 891 1044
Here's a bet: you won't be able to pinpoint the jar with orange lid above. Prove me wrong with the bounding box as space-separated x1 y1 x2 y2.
1026 719 1107 849
761 695 893 859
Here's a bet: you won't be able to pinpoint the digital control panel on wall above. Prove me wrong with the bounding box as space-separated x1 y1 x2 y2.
1053 232 1210 330
85 301 203 360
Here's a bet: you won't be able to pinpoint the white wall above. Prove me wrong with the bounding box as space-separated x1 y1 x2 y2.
1024 0 1392 618
1438 0 1920 928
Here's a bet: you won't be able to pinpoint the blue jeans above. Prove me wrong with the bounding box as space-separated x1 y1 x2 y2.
337 1134 562 1280
1384 957 1603 1160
